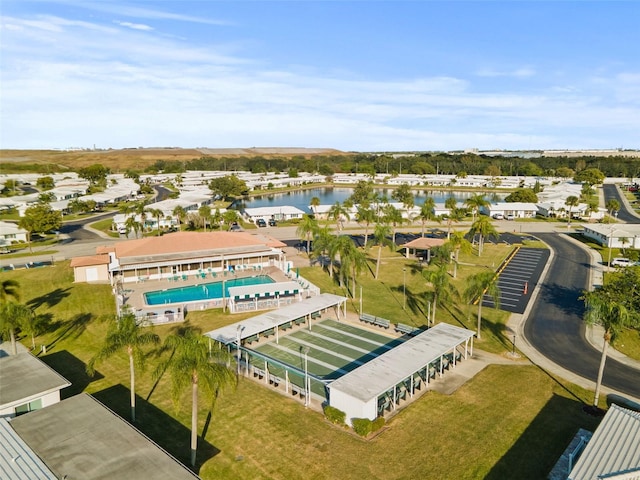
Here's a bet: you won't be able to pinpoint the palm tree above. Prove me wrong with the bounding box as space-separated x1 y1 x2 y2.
417 197 439 237
309 196 321 216
328 201 350 233
468 216 498 256
465 194 489 223
444 196 462 239
336 238 367 297
0 279 20 304
154 326 235 467
370 223 394 280
383 204 403 245
0 302 32 355
331 235 355 288
125 215 141 238
173 206 187 231
296 214 318 262
565 195 579 227
355 205 375 246
447 230 473 278
463 271 501 339
87 314 160 422
198 205 212 232
146 208 165 236
311 226 336 276
582 288 633 407
605 199 620 219
423 264 458 325
134 202 148 232
21 311 49 350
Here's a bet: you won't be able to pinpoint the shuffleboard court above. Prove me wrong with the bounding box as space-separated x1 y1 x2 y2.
483 247 550 314
252 319 405 382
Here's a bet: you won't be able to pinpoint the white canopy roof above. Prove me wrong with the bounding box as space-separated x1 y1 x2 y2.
328 323 475 402
205 293 347 345
228 281 301 300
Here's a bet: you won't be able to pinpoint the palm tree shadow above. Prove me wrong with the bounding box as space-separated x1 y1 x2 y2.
27 287 71 310
537 282 585 317
47 312 94 349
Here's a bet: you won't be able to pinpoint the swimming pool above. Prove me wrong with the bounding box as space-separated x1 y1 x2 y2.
144 276 275 305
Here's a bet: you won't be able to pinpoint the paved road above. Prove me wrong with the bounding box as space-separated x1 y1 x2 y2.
603 183 640 223
524 232 640 399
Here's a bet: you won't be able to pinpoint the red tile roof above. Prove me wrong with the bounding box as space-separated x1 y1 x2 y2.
70 254 110 268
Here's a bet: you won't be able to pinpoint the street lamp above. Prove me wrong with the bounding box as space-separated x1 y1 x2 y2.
607 223 615 268
303 346 310 407
403 268 406 310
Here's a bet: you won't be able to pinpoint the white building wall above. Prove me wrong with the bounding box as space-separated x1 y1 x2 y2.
328 388 377 426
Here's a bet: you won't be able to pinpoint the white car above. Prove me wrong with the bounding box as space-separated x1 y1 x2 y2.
611 257 636 267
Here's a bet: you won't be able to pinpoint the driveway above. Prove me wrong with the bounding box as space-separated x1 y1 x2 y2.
524 232 640 399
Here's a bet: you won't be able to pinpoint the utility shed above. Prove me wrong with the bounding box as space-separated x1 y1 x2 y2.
568 404 640 480
9 394 200 480
327 323 475 426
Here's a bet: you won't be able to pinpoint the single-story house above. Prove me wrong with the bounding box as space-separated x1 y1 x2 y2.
581 223 640 249
0 221 28 246
481 202 538 219
243 206 306 223
0 342 71 419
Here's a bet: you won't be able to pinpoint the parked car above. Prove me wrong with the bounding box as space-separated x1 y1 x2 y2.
505 215 516 221
611 257 637 267
256 219 267 227
492 213 504 220
268 219 277 227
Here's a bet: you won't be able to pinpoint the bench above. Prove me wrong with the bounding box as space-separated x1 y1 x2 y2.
291 384 300 396
245 334 259 345
373 317 390 329
262 328 275 338
395 323 419 335
280 322 292 331
360 313 376 324
269 374 281 387
311 311 321 319
253 368 265 379
294 317 305 326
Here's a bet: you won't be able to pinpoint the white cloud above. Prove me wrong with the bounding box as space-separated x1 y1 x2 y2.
476 67 536 78
115 21 153 31
1 11 638 151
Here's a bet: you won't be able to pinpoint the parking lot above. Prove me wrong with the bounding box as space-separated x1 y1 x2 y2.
482 247 550 314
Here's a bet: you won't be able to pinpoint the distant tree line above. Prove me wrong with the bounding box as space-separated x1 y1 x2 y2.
139 153 640 179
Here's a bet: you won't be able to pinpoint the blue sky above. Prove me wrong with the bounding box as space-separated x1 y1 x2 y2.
1 1 638 151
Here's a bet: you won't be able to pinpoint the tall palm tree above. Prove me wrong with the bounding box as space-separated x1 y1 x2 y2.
134 202 148 232
423 264 458 325
87 314 160 422
468 216 498 256
335 238 367 297
447 230 473 278
22 312 49 351
146 208 165 236
0 279 20 304
565 195 579 227
371 223 394 280
198 205 212 232
0 302 32 355
355 206 375 246
582 288 633 407
331 235 355 288
124 215 142 238
417 197 439 237
465 193 489 223
444 196 462 239
173 206 187 231
311 226 336 277
383 204 403 245
296 214 318 262
309 196 321 216
605 199 620 219
463 271 501 339
154 326 235 467
328 201 350 233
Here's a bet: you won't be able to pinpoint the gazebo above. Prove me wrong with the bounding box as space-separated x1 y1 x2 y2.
401 237 446 262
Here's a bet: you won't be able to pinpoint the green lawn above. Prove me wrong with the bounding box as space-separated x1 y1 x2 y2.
1 259 606 479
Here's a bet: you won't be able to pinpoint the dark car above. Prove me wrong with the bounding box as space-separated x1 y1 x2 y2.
256 219 267 227
268 219 277 227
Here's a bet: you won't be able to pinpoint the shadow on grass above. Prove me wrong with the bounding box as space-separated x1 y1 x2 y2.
47 312 94 349
27 287 71 310
93 384 220 472
40 350 103 398
485 393 600 480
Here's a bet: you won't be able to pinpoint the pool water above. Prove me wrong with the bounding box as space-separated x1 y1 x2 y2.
144 276 275 305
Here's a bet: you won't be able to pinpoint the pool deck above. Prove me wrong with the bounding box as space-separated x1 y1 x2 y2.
121 266 291 314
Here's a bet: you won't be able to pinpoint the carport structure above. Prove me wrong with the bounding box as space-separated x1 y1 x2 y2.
327 323 475 426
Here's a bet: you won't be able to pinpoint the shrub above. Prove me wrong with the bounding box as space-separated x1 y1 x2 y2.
371 416 385 433
351 418 373 437
323 405 346 425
